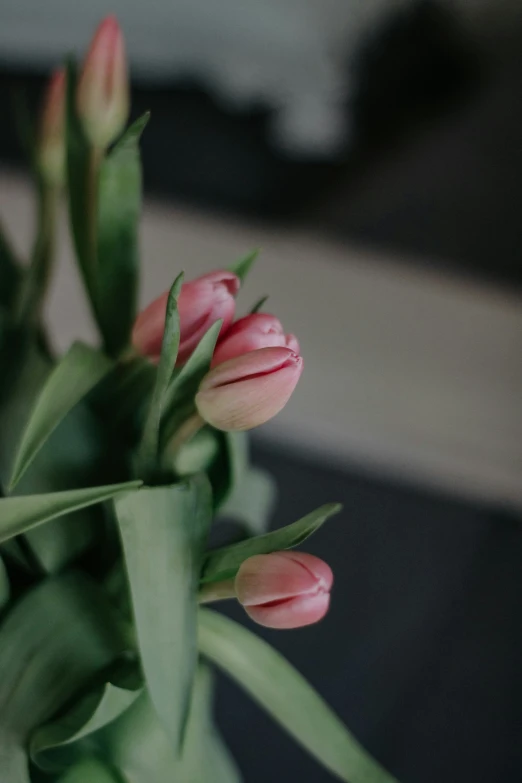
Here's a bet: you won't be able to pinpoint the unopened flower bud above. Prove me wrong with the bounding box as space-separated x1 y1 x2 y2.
212 312 299 367
77 15 129 149
235 551 333 629
132 270 240 365
195 346 303 431
38 68 66 186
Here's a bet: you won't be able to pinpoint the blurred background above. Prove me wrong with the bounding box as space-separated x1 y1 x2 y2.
1 1 522 781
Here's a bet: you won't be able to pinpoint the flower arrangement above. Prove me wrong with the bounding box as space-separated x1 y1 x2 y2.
0 16 398 783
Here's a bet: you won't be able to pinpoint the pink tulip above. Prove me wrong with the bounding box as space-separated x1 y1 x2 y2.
77 15 129 149
38 68 66 186
195 346 303 431
235 551 333 629
132 270 240 364
211 313 299 367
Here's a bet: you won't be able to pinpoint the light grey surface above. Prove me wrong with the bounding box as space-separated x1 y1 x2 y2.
1 170 522 506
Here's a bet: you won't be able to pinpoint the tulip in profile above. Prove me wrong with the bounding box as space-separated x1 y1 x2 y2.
212 312 299 367
38 68 66 186
77 15 129 149
196 346 303 431
132 270 240 364
235 551 333 629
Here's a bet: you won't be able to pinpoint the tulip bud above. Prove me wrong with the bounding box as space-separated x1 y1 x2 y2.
195 346 303 431
132 270 240 364
235 551 333 629
211 313 299 367
38 68 66 186
77 15 129 149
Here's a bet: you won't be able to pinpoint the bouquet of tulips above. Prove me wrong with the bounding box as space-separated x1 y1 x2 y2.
0 16 399 783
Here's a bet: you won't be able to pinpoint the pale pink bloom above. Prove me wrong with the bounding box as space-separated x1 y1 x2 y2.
196 346 303 431
39 68 66 185
132 270 240 364
212 312 299 367
235 551 333 629
77 15 129 148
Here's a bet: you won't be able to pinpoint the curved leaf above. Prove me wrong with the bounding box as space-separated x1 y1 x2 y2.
228 248 259 283
115 475 213 747
101 664 241 783
160 320 222 448
199 609 399 783
0 572 127 783
0 480 142 544
57 757 120 783
31 682 140 773
201 502 341 584
96 114 149 356
137 273 183 479
9 342 113 490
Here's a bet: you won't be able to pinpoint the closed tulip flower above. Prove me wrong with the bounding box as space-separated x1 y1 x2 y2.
77 15 129 149
211 312 299 367
196 346 303 431
38 68 66 186
132 270 240 364
235 551 333 629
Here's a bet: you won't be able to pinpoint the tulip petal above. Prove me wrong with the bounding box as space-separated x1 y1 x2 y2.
244 593 331 630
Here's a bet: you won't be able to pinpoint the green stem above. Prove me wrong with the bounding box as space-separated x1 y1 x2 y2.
85 145 102 309
14 181 59 326
167 413 205 457
198 579 236 604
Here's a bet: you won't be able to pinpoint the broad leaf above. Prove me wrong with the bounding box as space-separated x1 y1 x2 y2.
115 475 213 746
228 248 259 284
201 502 341 584
0 572 127 783
137 273 183 479
57 757 120 783
96 114 149 356
65 59 95 297
32 681 140 773
199 609 399 783
9 342 113 490
101 664 241 783
0 480 142 544
160 320 221 448
0 335 121 574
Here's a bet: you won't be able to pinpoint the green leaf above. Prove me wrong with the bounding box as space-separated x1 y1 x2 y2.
199 609 399 783
0 572 127 783
228 248 259 284
160 320 222 448
56 757 120 783
9 342 113 490
250 295 268 314
115 475 213 747
65 59 95 294
0 481 142 545
137 273 183 479
202 502 341 584
219 466 277 536
96 114 149 356
101 664 241 783
0 554 9 610
32 682 140 773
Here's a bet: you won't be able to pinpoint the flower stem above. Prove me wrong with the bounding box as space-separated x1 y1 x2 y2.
199 579 236 604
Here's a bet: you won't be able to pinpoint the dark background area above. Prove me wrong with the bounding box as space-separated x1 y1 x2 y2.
1 2 522 780
214 443 522 783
